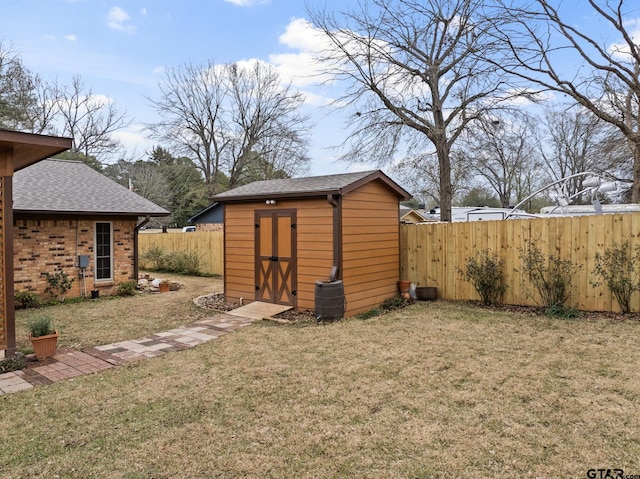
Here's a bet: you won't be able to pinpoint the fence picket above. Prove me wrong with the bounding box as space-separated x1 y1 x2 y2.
138 231 224 276
399 214 640 313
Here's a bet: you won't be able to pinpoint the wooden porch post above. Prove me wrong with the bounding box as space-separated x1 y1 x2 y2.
0 149 16 356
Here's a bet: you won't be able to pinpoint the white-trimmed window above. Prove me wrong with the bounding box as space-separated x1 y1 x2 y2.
95 222 113 281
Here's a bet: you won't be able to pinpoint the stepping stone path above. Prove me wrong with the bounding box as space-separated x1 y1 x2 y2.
0 313 253 396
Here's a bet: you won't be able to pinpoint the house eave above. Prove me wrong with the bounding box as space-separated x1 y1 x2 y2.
14 209 170 217
213 190 340 203
0 130 72 171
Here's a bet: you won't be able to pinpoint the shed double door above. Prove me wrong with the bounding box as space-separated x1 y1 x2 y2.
255 209 297 306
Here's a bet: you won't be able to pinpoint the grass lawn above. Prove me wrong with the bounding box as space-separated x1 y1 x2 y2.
14 272 223 353
2 289 640 478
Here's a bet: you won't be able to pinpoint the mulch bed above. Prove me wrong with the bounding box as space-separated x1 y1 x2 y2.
196 293 317 322
465 300 640 321
197 293 640 323
196 293 239 312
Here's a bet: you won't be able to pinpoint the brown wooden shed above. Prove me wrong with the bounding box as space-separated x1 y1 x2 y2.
211 170 411 317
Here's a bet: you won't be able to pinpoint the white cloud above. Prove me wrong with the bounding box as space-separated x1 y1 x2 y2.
278 17 322 51
608 18 640 60
299 90 335 107
140 7 147 15
270 18 335 89
113 124 154 158
107 7 136 33
223 0 270 6
64 34 77 42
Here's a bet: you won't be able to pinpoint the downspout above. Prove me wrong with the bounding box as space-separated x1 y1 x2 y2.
327 194 341 282
134 215 151 281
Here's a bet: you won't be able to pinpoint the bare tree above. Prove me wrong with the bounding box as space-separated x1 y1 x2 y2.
147 62 228 191
309 0 518 221
147 61 310 193
494 0 640 201
537 106 631 202
104 158 172 210
224 62 310 189
53 75 129 161
0 41 38 130
25 78 59 135
462 112 543 207
393 150 473 207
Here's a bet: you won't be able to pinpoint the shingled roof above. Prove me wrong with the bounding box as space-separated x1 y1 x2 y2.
13 159 169 216
211 169 411 202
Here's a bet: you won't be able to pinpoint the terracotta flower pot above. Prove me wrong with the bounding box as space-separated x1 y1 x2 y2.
159 282 170 293
398 280 411 299
398 280 411 293
29 330 59 360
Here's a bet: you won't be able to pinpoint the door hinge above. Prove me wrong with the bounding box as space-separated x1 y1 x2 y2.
292 290 297 296
255 223 260 228
291 223 297 229
255 285 260 291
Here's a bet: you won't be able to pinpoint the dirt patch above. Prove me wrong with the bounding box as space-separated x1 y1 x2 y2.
196 293 318 322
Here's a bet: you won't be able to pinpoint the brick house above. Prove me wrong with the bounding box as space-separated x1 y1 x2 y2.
13 159 169 299
187 202 224 232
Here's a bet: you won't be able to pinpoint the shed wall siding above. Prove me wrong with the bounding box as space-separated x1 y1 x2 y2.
224 199 334 310
341 180 400 315
13 215 137 298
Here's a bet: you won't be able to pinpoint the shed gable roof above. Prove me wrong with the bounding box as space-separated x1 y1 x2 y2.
14 159 169 216
211 170 411 202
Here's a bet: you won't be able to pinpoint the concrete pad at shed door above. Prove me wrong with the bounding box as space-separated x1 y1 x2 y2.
225 301 293 320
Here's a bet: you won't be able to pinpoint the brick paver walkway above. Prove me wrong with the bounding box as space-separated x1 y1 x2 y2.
0 313 253 396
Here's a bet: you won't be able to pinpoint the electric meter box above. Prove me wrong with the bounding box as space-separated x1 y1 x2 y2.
78 255 90 268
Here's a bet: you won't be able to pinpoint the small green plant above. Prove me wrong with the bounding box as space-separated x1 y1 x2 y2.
356 296 412 320
544 303 582 319
0 353 26 373
28 315 55 338
590 241 640 314
142 247 201 275
14 291 41 309
117 281 138 297
141 246 167 270
381 296 410 311
519 240 577 311
356 307 382 320
44 270 75 302
459 249 506 306
165 251 201 275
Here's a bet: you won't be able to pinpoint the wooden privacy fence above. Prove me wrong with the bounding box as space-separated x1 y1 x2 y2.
138 231 224 276
400 213 640 312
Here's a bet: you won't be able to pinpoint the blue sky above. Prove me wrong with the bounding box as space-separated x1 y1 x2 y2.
1 1 638 179
0 0 360 175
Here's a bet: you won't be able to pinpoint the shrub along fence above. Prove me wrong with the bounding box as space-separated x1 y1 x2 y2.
399 213 640 312
138 230 224 276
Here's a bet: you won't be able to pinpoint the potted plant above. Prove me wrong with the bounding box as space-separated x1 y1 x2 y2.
158 279 171 293
28 315 59 360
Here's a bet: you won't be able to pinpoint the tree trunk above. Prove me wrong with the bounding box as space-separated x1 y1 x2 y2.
631 137 640 203
436 138 452 222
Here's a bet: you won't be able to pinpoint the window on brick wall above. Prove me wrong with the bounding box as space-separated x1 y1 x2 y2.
95 222 113 281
